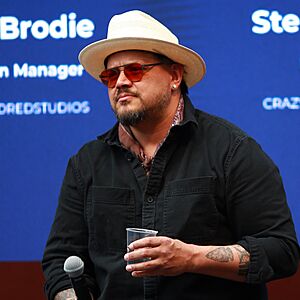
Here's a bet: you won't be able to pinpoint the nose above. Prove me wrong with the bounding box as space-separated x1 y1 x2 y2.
115 70 133 88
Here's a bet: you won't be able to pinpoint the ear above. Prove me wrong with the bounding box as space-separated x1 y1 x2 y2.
170 64 184 89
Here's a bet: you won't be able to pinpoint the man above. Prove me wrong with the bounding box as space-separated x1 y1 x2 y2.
42 10 299 300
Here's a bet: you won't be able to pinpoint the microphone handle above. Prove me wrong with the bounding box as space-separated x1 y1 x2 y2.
70 275 91 300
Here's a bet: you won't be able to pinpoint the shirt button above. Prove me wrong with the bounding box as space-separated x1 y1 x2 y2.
126 153 133 161
146 196 154 203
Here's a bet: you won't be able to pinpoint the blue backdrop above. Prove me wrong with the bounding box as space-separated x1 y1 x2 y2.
1 0 299 260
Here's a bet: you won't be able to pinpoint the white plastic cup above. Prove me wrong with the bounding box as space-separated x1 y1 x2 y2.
126 228 158 264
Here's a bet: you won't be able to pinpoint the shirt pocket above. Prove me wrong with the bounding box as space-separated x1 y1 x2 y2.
163 176 219 243
88 186 135 252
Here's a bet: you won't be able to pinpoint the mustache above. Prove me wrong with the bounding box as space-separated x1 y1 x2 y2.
113 88 138 102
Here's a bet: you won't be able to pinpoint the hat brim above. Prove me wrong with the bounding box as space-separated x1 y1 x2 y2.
78 37 206 88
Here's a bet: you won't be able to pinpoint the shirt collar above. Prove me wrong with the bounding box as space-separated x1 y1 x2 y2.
97 95 198 145
117 97 185 174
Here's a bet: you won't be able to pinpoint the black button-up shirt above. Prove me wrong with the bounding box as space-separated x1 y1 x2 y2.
42 96 299 300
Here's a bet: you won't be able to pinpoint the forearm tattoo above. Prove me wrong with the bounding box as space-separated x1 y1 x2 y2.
206 247 234 262
234 245 250 276
54 288 77 300
205 245 250 276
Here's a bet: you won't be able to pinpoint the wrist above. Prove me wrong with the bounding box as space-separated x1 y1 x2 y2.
186 243 204 273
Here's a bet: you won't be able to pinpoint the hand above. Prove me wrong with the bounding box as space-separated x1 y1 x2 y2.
124 236 197 277
54 288 94 300
54 288 77 300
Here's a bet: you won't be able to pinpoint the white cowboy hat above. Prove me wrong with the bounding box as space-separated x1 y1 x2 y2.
79 10 206 87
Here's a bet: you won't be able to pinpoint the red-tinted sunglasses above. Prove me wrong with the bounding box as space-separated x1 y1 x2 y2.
99 62 165 88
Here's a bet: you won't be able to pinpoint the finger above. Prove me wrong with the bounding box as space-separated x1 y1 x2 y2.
131 270 158 277
129 236 167 250
126 260 153 272
124 247 158 262
126 259 160 274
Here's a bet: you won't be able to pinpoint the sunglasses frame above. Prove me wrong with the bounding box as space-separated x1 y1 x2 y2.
99 62 167 88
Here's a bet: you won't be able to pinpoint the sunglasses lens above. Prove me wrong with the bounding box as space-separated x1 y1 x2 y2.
99 69 119 87
99 63 148 87
124 63 143 81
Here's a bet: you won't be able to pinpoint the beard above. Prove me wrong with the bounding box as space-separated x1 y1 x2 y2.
112 88 171 126
116 109 146 126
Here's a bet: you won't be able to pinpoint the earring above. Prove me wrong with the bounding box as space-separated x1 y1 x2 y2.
172 84 177 90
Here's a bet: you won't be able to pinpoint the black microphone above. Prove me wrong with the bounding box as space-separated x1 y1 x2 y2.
64 256 92 300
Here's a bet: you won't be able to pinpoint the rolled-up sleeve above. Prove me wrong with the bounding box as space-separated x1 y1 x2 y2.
42 156 99 300
225 137 299 283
